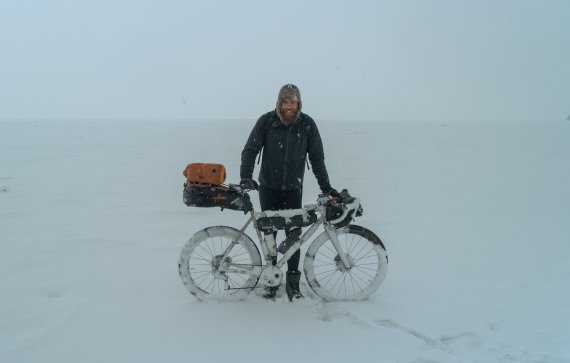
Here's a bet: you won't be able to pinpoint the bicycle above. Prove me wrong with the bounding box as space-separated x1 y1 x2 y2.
178 185 388 302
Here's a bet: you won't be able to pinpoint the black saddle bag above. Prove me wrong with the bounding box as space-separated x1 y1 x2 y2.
183 183 253 213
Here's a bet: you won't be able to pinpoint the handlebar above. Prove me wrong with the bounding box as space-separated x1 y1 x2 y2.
229 184 363 224
228 183 252 193
327 197 362 225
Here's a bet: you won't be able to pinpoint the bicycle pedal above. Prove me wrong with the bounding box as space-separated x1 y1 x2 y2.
262 286 279 300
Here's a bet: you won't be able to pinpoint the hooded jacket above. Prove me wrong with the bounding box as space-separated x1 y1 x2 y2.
240 110 331 191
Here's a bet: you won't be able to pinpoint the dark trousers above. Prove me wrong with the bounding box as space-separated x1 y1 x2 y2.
258 185 302 272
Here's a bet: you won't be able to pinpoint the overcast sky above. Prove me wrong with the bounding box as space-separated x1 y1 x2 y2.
1 0 569 122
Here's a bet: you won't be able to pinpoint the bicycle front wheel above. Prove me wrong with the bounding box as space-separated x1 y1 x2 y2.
178 226 261 301
304 224 388 301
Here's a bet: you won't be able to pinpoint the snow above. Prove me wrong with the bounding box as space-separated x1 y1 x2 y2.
1 119 569 363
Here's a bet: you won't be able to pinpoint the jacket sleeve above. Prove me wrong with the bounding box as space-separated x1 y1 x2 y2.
306 117 332 190
240 114 268 180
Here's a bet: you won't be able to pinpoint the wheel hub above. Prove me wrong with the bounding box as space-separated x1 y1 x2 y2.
212 255 232 271
334 254 355 272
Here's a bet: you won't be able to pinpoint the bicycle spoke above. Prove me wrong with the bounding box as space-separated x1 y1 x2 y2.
349 268 374 285
314 266 339 277
347 271 364 293
353 264 379 273
351 240 370 261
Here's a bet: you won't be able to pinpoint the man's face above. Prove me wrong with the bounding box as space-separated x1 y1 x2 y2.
281 99 298 123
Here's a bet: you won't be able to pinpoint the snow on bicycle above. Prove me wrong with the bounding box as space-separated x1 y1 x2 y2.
178 163 388 302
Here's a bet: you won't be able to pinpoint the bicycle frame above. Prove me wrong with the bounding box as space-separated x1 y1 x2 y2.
218 198 354 284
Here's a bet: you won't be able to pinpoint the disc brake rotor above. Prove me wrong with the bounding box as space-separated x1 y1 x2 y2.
334 254 355 272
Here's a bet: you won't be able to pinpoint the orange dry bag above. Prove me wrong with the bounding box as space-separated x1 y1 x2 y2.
183 163 226 186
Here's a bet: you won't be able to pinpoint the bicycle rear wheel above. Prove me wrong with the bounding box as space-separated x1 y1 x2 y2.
304 224 388 301
178 226 261 301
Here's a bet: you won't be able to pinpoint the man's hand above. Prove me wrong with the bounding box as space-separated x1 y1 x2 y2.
240 178 259 191
321 185 340 198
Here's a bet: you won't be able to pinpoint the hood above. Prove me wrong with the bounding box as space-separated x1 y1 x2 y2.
275 84 302 123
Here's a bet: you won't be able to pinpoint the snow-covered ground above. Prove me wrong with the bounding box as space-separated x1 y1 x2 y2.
1 119 569 363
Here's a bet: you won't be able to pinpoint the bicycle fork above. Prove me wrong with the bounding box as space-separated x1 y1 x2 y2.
324 224 352 269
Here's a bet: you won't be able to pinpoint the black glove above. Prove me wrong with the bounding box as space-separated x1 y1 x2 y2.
321 185 340 198
240 178 259 191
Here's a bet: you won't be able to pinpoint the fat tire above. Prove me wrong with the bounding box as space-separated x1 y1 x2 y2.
178 226 261 301
304 224 388 301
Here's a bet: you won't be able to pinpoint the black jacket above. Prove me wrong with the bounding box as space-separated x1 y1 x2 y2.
241 111 331 191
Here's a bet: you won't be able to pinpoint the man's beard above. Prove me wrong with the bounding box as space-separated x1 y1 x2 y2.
281 108 297 124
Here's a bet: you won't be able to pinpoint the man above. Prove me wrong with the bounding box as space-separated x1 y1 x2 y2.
240 84 338 301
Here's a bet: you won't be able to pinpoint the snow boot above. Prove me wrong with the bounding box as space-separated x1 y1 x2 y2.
286 271 303 301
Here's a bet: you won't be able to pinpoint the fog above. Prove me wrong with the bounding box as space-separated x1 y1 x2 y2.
1 0 569 122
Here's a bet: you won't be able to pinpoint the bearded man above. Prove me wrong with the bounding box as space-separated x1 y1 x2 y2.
240 84 338 300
